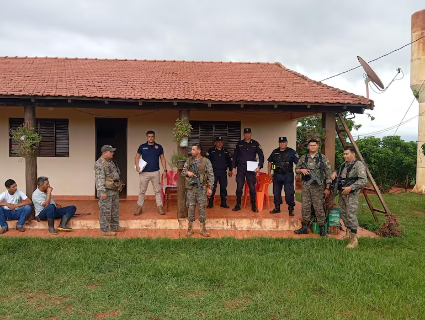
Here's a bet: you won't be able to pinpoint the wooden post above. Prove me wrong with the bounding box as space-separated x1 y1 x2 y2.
24 106 37 220
321 112 336 169
177 110 190 218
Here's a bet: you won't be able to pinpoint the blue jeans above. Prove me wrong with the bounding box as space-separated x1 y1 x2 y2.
38 204 76 220
0 205 32 228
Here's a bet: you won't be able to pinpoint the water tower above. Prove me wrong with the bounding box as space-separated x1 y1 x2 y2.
411 9 425 194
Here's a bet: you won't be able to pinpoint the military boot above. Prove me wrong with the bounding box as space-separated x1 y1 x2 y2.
220 197 229 208
186 221 194 237
157 205 165 215
319 225 327 238
288 206 295 216
342 228 351 240
269 204 280 214
200 222 210 237
207 197 214 209
57 215 72 232
294 221 309 234
251 197 258 213
134 206 143 216
346 232 359 249
232 196 241 211
47 219 57 235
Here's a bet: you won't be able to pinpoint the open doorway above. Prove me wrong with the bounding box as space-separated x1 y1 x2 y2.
95 118 127 199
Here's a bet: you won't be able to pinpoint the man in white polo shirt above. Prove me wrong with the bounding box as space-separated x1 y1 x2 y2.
32 176 76 235
0 179 32 234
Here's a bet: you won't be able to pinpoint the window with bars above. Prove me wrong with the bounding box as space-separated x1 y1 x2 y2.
9 118 69 157
188 121 241 157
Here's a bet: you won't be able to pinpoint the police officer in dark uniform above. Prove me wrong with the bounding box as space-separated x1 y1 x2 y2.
232 128 264 212
206 137 233 208
267 137 299 216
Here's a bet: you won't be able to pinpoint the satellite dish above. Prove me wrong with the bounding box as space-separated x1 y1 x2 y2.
358 56 384 89
357 56 403 99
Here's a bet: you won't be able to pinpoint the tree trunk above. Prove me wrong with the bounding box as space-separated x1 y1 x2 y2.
177 110 190 218
24 106 37 221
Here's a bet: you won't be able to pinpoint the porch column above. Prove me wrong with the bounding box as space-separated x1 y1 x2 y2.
24 106 37 204
321 112 336 169
177 110 190 218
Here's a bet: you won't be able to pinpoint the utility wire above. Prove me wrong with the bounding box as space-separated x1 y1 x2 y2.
393 79 425 135
320 35 425 82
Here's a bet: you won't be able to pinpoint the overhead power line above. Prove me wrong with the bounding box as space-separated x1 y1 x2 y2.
320 35 425 82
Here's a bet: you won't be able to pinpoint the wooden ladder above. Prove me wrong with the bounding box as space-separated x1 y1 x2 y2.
335 113 393 222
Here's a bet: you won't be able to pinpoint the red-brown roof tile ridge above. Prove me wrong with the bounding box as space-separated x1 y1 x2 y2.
274 62 372 105
0 56 274 65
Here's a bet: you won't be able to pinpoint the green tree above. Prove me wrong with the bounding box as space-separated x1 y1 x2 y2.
296 112 361 167
356 136 417 191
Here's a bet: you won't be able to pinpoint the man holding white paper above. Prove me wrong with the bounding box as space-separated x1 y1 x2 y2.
134 130 167 216
232 128 264 212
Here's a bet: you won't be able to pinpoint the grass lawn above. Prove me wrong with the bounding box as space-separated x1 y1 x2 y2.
0 193 424 320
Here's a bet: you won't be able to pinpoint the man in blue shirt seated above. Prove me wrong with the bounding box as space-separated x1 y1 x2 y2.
0 179 32 234
134 130 168 216
32 176 76 235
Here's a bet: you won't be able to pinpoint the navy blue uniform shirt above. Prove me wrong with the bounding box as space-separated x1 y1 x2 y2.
206 147 233 172
232 139 264 169
137 142 164 172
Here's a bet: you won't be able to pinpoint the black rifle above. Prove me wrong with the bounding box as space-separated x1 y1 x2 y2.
305 170 323 186
332 163 357 199
189 162 202 189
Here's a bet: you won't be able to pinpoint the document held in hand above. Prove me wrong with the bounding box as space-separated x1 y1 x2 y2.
134 159 148 172
247 161 259 172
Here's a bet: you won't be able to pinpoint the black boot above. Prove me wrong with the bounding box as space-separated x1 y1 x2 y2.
251 197 258 213
220 197 229 208
57 215 72 232
207 196 214 209
288 206 295 216
319 225 327 238
269 203 280 214
48 219 57 235
294 221 309 234
232 196 241 211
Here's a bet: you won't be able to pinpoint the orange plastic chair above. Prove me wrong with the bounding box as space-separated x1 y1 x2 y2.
243 173 272 211
161 170 178 210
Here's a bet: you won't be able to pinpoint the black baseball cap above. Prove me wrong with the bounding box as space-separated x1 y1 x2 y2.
279 137 287 142
215 136 223 141
244 128 252 133
101 145 116 152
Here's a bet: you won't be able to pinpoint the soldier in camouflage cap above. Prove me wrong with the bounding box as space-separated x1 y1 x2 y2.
94 145 125 237
331 146 367 248
182 144 214 237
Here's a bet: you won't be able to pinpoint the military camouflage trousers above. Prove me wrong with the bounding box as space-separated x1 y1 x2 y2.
187 185 207 223
338 189 360 231
301 182 326 225
98 189 120 233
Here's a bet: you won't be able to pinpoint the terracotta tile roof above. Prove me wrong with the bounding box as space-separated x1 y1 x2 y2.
0 56 372 106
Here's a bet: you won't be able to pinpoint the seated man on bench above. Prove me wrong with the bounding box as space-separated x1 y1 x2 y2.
0 179 32 234
32 176 76 235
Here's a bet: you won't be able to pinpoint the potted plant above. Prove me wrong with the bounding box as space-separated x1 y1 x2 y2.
10 123 42 160
169 153 188 170
172 117 192 147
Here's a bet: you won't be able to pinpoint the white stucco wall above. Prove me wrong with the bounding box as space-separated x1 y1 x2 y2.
0 107 297 197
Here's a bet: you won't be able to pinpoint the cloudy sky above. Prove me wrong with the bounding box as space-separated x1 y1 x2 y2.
1 0 424 141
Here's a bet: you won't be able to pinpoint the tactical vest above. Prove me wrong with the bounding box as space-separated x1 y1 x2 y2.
272 149 292 173
302 153 324 182
185 157 208 189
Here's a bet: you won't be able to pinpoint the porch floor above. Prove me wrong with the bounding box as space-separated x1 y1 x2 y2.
2 199 378 239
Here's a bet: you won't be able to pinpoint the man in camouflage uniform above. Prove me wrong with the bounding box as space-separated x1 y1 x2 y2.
331 146 367 248
94 145 125 237
182 144 214 237
294 139 332 237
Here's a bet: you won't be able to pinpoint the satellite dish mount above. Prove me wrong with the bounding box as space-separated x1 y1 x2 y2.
357 56 402 99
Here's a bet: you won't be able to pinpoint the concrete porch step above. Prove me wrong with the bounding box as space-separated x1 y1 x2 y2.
13 217 302 231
